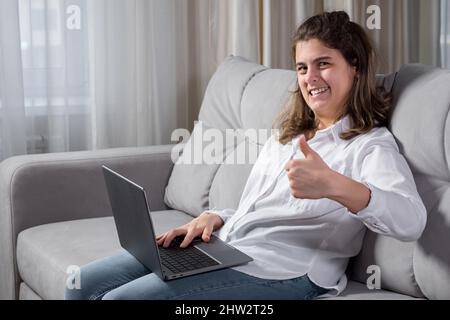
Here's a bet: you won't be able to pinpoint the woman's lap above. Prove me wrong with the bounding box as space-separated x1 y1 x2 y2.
65 251 327 300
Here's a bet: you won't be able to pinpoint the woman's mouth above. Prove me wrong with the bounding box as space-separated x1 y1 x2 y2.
309 86 330 97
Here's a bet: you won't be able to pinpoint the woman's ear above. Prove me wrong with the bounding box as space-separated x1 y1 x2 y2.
351 64 358 78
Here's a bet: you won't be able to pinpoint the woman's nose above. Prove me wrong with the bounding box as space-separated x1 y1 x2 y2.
304 69 319 84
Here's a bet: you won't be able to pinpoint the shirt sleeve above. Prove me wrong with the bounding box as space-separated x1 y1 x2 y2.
348 142 427 242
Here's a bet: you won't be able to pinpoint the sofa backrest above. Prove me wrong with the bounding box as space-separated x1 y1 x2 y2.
387 64 450 299
199 56 296 211
169 55 450 299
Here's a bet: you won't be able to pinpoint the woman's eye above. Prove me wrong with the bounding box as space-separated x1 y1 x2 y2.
297 66 307 74
318 62 329 68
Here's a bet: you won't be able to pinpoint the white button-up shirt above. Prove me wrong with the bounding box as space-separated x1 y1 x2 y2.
209 116 427 295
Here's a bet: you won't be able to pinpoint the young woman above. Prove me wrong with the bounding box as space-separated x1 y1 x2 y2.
66 11 426 300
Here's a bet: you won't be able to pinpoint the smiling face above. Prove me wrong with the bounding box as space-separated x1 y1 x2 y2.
295 39 357 128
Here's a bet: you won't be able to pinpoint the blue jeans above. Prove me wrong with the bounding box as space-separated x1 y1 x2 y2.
65 251 328 300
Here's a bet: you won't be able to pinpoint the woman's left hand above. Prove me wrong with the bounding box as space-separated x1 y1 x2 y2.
285 135 335 199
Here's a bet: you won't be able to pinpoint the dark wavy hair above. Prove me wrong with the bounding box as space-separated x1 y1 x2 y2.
275 11 391 144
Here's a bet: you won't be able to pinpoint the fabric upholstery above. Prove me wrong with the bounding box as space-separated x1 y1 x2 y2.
350 65 450 299
209 140 255 211
347 69 424 298
198 55 267 130
0 144 175 299
240 68 296 131
386 64 450 300
322 281 423 300
19 283 42 300
17 211 193 300
165 55 268 217
348 232 423 297
4 56 450 300
164 122 244 216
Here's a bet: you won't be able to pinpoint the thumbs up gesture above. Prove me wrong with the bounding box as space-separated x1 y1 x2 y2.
285 135 334 199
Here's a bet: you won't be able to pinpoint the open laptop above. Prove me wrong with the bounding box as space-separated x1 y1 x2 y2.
102 165 252 281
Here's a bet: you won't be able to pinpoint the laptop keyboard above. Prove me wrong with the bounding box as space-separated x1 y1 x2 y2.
158 239 220 273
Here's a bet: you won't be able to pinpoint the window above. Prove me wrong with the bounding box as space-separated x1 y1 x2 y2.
18 0 90 153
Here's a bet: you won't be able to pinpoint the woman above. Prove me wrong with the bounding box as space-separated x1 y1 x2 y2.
66 11 426 300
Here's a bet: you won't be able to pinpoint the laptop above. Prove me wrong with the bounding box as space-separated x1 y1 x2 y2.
102 165 252 281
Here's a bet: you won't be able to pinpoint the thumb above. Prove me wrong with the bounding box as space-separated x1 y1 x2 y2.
299 135 316 159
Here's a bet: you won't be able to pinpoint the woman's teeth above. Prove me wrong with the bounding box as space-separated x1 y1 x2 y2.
310 87 329 96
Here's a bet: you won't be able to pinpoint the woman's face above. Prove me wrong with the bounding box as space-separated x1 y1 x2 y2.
295 39 357 126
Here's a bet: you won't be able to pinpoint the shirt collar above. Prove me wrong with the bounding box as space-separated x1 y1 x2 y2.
327 114 352 145
290 115 353 149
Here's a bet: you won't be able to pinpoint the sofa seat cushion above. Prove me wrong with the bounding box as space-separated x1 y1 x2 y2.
19 282 42 300
17 210 193 300
323 281 423 300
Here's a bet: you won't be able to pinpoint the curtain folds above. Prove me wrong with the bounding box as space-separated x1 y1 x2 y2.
263 0 442 73
0 0 27 159
0 0 447 160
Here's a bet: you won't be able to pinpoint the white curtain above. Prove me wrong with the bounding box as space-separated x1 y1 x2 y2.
0 0 27 159
0 0 448 161
442 0 450 67
343 0 442 73
263 0 443 73
87 0 260 149
87 0 188 148
14 0 90 154
0 0 261 160
262 0 324 69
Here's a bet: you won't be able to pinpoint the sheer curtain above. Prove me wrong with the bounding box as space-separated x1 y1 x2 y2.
87 0 189 148
0 0 449 161
263 0 444 73
87 0 260 148
442 0 450 67
17 0 90 154
0 0 27 159
0 0 260 161
339 0 442 73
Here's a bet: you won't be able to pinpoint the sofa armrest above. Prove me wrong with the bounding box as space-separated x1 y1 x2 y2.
0 144 175 299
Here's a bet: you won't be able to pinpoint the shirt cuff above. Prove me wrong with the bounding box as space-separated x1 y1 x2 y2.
347 182 390 234
203 208 236 224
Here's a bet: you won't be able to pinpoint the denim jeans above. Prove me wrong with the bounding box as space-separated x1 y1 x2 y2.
65 251 328 300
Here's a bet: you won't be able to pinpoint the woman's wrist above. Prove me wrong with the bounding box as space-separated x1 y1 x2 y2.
325 169 342 198
204 212 225 230
326 170 371 214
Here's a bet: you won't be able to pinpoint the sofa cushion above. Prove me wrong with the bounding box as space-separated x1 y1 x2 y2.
389 64 450 180
165 56 267 217
414 178 450 300
209 140 255 211
322 280 423 300
387 64 450 300
17 210 193 300
349 65 450 300
164 122 243 217
198 55 267 130
348 231 423 297
240 68 296 131
19 283 42 300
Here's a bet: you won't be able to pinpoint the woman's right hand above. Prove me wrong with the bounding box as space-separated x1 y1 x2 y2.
156 212 225 248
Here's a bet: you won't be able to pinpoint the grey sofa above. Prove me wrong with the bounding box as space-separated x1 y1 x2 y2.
1 55 449 300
